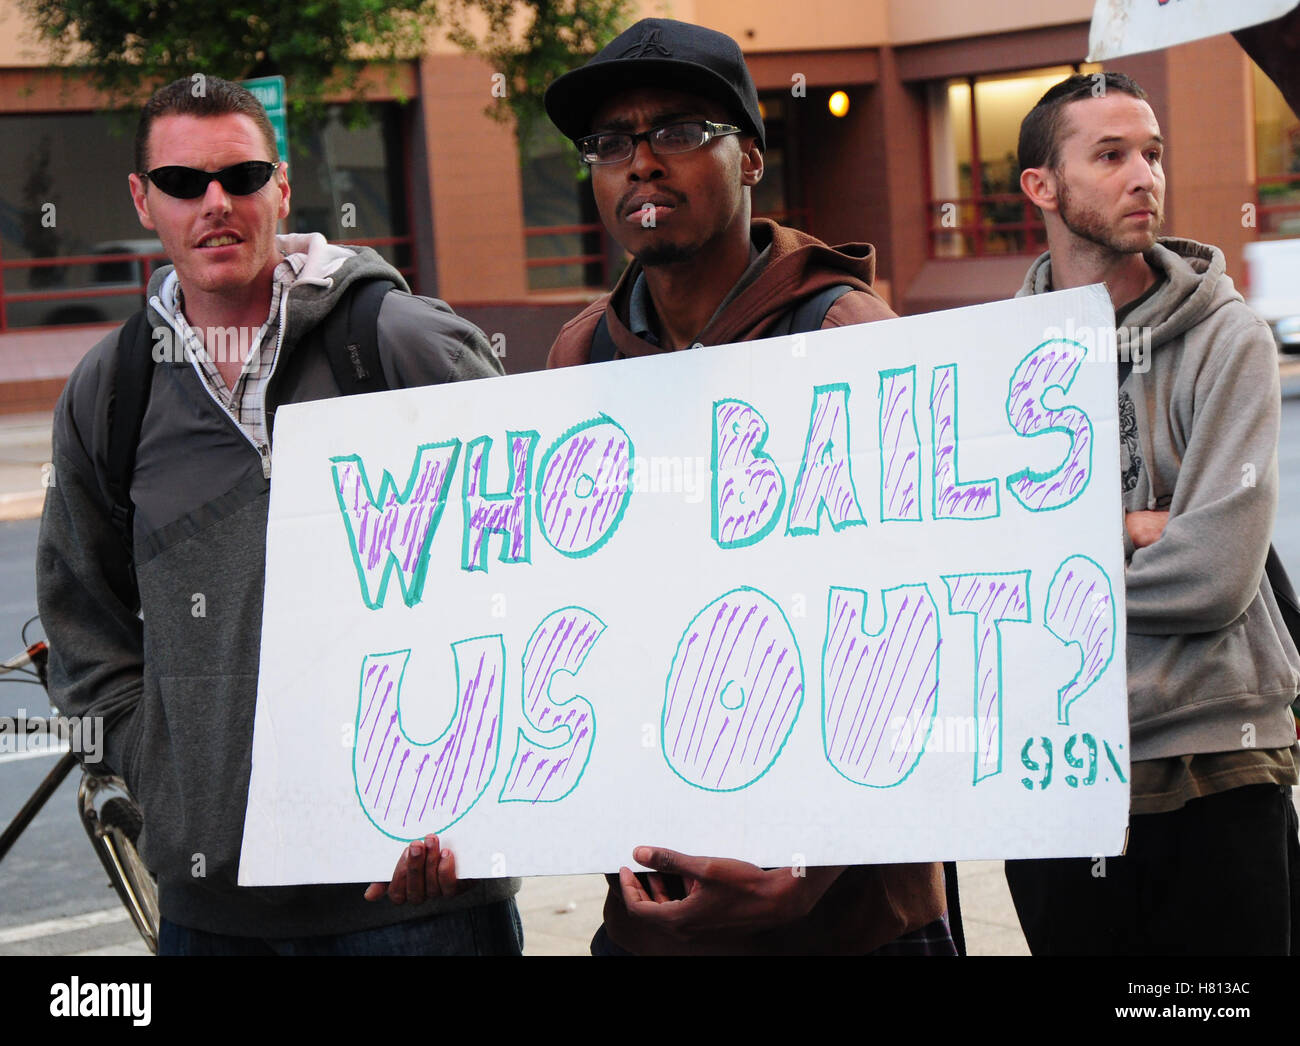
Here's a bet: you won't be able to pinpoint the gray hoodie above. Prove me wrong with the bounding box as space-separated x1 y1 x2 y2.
1019 237 1300 762
36 234 517 937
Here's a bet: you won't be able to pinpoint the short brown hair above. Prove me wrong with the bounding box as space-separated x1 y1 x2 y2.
135 76 279 174
1017 72 1149 173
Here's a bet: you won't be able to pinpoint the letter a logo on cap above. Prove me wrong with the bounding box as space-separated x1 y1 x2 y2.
620 28 672 58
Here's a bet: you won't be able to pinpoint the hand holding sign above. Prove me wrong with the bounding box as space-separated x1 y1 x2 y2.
616 846 843 941
364 834 470 904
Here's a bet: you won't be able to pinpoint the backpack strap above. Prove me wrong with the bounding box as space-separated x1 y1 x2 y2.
767 284 855 339
589 313 618 364
105 278 397 556
105 308 157 556
1267 546 1300 651
319 278 396 395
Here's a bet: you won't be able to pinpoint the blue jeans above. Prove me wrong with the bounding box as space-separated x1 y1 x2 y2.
159 898 523 956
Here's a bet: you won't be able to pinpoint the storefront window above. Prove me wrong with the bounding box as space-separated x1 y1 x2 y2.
928 64 1099 258
1253 64 1300 239
520 125 611 292
0 104 411 330
753 95 802 230
288 104 412 273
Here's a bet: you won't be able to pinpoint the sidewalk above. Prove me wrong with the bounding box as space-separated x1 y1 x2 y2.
0 411 51 522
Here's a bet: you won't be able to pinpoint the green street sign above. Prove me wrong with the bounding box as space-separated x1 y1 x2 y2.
241 76 289 171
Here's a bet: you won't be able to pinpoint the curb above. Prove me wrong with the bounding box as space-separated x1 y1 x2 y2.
0 490 46 522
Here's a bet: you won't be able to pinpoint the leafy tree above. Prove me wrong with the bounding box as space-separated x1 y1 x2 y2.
20 0 628 134
439 0 629 147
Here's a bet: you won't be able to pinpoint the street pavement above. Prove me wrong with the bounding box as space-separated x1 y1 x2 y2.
4 359 1300 957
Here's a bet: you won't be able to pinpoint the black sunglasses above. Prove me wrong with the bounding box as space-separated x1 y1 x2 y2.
143 161 279 200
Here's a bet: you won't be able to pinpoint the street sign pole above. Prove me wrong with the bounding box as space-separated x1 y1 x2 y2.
241 75 290 175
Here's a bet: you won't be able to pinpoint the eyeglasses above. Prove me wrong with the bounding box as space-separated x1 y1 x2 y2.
577 121 742 165
142 161 279 199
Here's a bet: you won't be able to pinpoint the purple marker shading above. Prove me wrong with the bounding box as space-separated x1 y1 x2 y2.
822 586 940 786
663 589 804 791
463 434 535 571
930 365 998 520
538 420 632 556
1006 341 1093 511
332 444 459 608
500 608 604 805
353 641 504 837
879 369 921 522
712 402 784 548
942 573 1030 784
1044 556 1115 725
788 385 866 534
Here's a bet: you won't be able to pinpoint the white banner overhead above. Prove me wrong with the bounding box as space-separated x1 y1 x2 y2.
1088 0 1300 61
239 286 1132 885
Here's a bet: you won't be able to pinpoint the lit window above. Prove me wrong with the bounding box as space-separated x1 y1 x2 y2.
1252 65 1300 239
927 64 1100 258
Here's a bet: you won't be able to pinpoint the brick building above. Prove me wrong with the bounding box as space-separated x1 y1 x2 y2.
0 0 1295 407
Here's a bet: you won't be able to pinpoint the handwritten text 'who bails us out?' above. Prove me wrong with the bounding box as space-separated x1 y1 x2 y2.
329 339 1118 839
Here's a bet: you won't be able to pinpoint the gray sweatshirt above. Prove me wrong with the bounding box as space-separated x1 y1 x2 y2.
36 234 518 937
1019 237 1300 761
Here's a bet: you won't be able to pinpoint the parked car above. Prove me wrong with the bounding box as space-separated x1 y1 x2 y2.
1244 237 1300 354
3 239 166 329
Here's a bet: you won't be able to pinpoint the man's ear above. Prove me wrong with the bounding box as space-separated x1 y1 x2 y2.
274 163 291 221
740 137 763 186
1020 166 1057 214
128 173 156 231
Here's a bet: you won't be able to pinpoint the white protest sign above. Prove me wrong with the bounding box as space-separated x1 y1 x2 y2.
1088 0 1300 61
239 286 1130 885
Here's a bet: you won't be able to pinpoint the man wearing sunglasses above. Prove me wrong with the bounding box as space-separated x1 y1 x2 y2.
36 76 520 955
541 18 950 955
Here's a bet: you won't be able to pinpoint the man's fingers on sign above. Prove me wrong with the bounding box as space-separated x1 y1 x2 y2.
620 845 845 935
619 846 783 932
364 834 462 904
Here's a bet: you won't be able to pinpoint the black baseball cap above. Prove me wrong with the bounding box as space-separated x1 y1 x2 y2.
545 18 766 151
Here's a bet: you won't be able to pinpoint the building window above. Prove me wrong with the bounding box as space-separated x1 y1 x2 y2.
288 104 413 276
0 104 412 331
927 64 1099 258
1253 64 1300 239
753 95 804 230
520 125 614 292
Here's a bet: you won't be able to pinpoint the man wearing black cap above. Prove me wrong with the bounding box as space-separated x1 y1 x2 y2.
543 17 950 955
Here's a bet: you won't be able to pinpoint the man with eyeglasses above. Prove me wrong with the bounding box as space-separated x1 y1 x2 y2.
36 76 521 955
542 17 950 955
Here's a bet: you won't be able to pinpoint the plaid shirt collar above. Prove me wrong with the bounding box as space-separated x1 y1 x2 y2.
159 254 304 448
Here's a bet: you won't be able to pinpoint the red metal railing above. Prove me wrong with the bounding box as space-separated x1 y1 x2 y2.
1256 173 1300 239
524 222 613 288
0 245 165 333
927 194 1046 258
0 235 415 334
